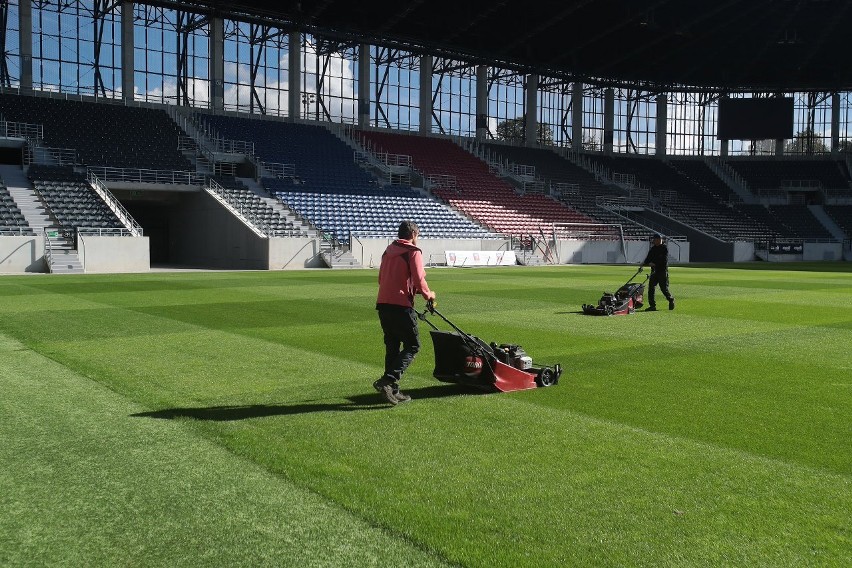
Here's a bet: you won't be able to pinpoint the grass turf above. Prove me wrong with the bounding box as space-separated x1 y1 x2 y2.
0 264 850 567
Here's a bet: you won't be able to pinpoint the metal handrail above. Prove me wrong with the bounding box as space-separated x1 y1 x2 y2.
77 227 138 237
1 120 43 142
86 170 144 237
0 227 32 235
43 228 54 273
87 166 205 186
25 146 78 166
260 161 296 179
204 178 307 238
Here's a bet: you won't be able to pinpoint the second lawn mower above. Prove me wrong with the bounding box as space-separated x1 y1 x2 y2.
582 267 648 316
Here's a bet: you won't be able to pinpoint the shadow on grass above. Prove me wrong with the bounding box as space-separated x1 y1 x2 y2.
132 384 482 421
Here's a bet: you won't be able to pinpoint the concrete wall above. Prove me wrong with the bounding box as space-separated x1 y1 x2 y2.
555 239 690 264
733 241 756 262
268 237 327 269
170 191 269 269
803 242 844 261
78 236 150 273
350 238 510 268
0 235 46 273
349 237 690 267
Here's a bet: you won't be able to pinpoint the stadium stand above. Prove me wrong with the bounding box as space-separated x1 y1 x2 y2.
579 154 795 241
766 205 835 240
197 114 377 192
197 114 493 242
824 206 852 239
356 131 597 238
0 179 31 233
209 175 304 236
726 159 851 192
266 180 493 243
0 93 192 170
28 165 122 230
478 143 662 237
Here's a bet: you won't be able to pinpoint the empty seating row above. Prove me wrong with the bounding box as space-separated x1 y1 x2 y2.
0 180 31 232
0 93 193 171
480 143 650 237
726 159 851 191
269 181 495 243
357 132 596 238
29 165 122 230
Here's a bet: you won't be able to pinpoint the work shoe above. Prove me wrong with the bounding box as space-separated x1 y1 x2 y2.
645 306 657 311
393 389 412 403
669 297 676 311
373 377 399 405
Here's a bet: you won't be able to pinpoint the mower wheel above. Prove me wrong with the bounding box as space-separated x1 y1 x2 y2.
536 367 557 387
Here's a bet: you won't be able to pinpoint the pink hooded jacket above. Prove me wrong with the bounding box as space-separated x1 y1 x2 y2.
376 239 433 308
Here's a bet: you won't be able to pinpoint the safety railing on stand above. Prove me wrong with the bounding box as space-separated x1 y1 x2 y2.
86 170 144 236
259 161 296 180
87 166 205 186
2 120 43 143
205 178 272 238
43 228 54 273
24 146 78 166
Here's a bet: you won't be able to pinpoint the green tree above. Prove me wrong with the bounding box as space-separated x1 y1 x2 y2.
581 133 601 152
785 128 829 155
496 117 554 145
838 139 852 153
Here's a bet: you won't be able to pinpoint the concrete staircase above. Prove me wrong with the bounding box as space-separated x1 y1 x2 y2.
0 164 84 273
323 247 362 268
236 177 316 238
808 204 848 241
45 231 84 273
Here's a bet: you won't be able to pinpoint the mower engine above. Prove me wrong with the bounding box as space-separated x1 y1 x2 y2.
492 343 533 371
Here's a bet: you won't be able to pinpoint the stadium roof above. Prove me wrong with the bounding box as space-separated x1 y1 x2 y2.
178 0 852 92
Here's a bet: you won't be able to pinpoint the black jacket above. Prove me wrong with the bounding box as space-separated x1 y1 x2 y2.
642 244 669 272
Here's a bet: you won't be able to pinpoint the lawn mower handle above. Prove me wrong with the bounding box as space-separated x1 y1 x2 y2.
419 302 487 353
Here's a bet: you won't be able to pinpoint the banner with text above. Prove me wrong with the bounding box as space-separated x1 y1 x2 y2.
445 250 516 267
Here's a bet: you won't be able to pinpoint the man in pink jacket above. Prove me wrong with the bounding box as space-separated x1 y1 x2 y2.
373 220 436 405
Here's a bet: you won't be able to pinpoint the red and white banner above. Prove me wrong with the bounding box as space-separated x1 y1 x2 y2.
445 250 516 267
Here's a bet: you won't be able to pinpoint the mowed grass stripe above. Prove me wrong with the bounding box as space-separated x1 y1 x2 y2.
0 332 453 568
194 382 852 568
1 265 850 567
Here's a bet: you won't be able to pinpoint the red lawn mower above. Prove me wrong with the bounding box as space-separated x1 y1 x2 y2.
582 267 649 316
418 301 562 393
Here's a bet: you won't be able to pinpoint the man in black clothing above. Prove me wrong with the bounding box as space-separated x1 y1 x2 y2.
640 234 675 311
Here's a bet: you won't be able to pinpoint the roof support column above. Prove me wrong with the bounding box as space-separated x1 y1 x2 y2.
289 31 301 119
475 64 488 140
572 81 583 150
604 87 614 155
121 1 134 101
419 54 432 135
656 94 667 157
358 44 370 128
831 92 840 156
209 15 224 110
525 73 538 146
719 94 729 157
18 0 32 90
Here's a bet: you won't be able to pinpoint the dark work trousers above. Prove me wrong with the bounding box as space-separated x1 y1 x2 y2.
377 304 421 383
648 269 673 308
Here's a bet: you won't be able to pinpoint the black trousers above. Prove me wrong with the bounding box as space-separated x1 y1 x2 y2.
377 304 421 383
648 270 673 307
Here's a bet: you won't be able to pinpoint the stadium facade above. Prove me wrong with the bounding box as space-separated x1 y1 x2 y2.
0 1 850 272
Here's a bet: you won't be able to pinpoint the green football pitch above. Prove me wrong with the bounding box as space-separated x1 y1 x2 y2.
1 264 850 567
